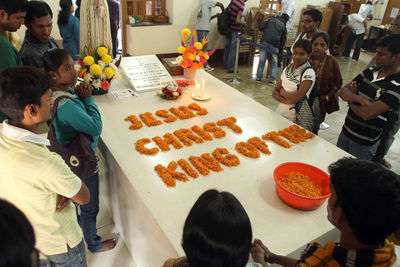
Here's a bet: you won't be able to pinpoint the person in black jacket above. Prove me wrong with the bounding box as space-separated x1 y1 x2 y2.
256 13 289 86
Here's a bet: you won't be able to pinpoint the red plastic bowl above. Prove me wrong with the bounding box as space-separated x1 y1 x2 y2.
273 162 331 211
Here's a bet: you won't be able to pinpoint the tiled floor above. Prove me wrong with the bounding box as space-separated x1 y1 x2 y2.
89 50 399 267
85 197 137 267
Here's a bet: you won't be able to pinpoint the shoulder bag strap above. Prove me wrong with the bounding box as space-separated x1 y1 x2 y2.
48 95 80 129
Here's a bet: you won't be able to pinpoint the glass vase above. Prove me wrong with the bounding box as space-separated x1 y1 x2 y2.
183 68 196 80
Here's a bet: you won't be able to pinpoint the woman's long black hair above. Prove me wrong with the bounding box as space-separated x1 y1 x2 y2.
58 0 72 25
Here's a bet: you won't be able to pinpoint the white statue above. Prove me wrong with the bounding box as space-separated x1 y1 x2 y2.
80 0 113 56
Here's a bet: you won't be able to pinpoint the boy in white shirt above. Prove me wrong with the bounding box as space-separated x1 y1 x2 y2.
342 13 367 61
0 66 90 267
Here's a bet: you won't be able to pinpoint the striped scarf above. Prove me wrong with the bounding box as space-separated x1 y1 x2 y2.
298 240 397 267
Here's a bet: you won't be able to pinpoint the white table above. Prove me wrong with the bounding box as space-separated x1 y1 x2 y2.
96 63 349 266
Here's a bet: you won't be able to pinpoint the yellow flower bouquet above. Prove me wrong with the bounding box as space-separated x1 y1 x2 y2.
176 28 215 71
77 46 120 95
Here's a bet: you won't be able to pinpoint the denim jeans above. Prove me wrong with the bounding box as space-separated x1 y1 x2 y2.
336 130 380 160
40 240 86 267
197 30 210 67
342 32 364 60
223 31 239 72
256 42 279 82
110 22 118 58
373 107 400 161
76 172 102 252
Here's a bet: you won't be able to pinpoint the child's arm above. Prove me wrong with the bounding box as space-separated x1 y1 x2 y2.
60 84 102 137
280 79 313 104
272 80 292 104
252 239 298 267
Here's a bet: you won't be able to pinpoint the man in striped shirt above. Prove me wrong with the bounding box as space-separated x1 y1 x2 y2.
223 0 247 73
0 66 90 266
337 36 400 160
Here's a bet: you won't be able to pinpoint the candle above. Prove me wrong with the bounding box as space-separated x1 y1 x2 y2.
195 80 201 97
201 79 205 97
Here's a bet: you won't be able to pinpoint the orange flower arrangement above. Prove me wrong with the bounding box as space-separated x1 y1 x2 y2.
235 142 261 158
247 137 271 155
152 136 170 152
199 153 224 172
278 124 315 143
139 112 162 127
188 102 208 116
189 156 210 176
176 28 215 70
135 138 159 155
212 148 240 167
262 131 291 148
187 154 223 174
169 106 196 120
155 110 178 123
154 164 176 187
279 172 323 198
191 125 213 141
163 133 184 149
124 115 143 130
217 117 242 134
177 159 199 178
203 123 226 138
173 129 204 146
167 161 189 182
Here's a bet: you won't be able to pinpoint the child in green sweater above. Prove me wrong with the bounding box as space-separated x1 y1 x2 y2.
43 48 116 252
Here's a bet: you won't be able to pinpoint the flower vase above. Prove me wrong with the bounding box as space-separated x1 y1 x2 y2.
92 87 109 95
183 68 196 80
91 79 110 95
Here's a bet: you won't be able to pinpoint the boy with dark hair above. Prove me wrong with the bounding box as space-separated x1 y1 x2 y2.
291 9 323 52
0 0 26 72
251 157 400 267
337 36 400 160
0 66 90 267
19 0 58 68
0 0 27 122
0 199 38 267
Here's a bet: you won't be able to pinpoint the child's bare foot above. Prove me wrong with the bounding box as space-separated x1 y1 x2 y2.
98 238 117 252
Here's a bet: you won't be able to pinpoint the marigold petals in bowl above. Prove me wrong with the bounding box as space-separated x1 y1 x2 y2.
273 162 330 211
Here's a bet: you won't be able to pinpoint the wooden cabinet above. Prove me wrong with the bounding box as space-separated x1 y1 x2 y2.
328 1 352 55
382 0 400 25
125 0 166 22
339 0 362 14
121 0 167 55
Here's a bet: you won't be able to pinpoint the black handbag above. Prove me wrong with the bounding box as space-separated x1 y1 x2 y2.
47 95 98 178
295 67 322 134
